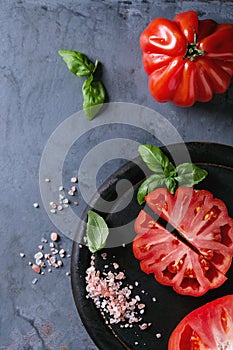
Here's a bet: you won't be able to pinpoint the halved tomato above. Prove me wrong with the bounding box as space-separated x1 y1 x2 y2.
168 295 233 350
133 187 233 296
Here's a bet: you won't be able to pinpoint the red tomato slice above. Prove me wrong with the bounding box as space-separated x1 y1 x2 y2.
168 295 233 350
133 188 233 296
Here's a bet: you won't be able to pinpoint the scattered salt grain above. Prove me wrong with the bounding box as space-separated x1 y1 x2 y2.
50 202 57 209
101 252 107 260
44 178 50 183
34 252 43 260
33 203 39 208
115 272 125 280
156 333 162 339
32 278 38 285
20 253 25 258
113 262 119 269
71 177 78 183
139 323 148 330
32 264 41 274
35 259 42 266
49 256 56 264
59 249 65 258
50 232 58 242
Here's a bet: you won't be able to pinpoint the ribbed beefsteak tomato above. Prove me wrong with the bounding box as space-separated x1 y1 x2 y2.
168 295 233 349
133 187 233 296
140 10 233 106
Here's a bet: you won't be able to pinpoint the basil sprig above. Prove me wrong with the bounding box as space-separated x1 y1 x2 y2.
58 50 105 120
137 144 208 204
86 211 109 253
82 75 105 121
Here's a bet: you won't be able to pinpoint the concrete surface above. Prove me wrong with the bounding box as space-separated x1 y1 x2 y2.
0 0 232 349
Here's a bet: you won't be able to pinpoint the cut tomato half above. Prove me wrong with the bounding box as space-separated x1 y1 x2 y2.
168 295 233 350
133 188 233 296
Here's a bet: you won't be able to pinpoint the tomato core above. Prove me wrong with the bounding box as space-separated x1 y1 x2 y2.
183 33 206 61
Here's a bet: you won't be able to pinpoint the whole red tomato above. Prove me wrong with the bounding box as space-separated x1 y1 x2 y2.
140 10 233 106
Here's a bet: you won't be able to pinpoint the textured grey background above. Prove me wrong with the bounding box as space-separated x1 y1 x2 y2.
0 0 232 349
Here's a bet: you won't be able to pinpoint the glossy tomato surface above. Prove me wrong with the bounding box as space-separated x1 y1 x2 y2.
133 187 233 296
168 295 233 350
140 10 233 106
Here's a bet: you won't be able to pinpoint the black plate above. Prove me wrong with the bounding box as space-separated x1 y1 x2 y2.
71 142 233 350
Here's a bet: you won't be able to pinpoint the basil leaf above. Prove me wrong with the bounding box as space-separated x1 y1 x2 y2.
86 211 109 253
138 145 174 173
58 50 96 77
164 177 176 194
82 75 105 120
175 163 208 187
137 174 165 204
137 144 208 200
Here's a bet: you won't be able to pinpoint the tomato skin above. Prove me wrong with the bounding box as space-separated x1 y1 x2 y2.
174 10 199 43
140 18 186 57
140 10 233 107
199 26 233 60
148 57 185 103
133 187 233 297
172 61 197 107
168 295 233 350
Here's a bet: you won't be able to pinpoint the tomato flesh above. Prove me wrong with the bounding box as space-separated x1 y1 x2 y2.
133 188 233 296
168 295 233 350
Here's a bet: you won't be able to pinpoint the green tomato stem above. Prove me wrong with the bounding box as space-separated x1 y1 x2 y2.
183 32 206 61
